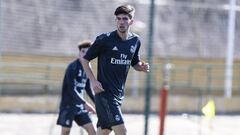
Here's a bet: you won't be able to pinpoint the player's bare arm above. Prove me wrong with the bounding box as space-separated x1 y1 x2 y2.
84 102 96 113
133 61 150 72
80 58 104 94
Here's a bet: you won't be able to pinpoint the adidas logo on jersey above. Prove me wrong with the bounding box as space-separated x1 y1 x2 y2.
112 46 118 51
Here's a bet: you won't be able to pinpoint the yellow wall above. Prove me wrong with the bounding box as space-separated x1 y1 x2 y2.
1 55 240 94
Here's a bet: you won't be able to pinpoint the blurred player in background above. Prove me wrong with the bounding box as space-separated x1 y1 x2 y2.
81 5 150 135
57 40 96 135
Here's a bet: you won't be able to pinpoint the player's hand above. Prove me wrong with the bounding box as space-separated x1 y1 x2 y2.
92 79 104 94
84 102 96 113
139 61 150 72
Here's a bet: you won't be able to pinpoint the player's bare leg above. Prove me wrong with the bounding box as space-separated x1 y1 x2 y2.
112 124 127 135
82 123 96 135
61 127 71 135
96 127 111 135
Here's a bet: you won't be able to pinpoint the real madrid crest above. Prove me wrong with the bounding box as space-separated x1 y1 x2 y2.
130 45 136 54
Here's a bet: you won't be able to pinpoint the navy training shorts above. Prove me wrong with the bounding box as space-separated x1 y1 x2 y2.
57 106 92 128
95 92 124 129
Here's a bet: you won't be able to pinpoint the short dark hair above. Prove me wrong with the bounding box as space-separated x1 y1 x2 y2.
78 40 92 50
114 5 135 19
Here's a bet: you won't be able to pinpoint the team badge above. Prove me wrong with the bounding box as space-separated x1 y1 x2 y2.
130 45 136 53
115 115 121 121
65 120 70 125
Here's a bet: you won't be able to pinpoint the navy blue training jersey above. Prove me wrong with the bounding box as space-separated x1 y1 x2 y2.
59 59 94 109
84 30 141 104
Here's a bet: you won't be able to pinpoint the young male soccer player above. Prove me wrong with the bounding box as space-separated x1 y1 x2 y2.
57 41 96 135
81 5 150 135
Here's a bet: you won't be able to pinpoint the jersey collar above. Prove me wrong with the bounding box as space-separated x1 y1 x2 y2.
114 30 134 41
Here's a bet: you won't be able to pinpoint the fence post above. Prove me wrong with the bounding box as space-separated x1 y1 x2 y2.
159 63 172 135
44 65 51 94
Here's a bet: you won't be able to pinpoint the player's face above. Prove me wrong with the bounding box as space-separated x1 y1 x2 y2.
115 14 133 33
79 47 89 58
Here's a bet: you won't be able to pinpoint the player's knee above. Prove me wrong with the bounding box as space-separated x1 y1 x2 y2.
114 125 127 135
83 123 96 135
102 129 111 135
87 132 96 135
87 129 96 135
61 128 71 135
122 127 127 135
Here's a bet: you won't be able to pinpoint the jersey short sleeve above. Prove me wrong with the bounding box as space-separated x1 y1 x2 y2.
131 40 141 66
84 35 105 61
